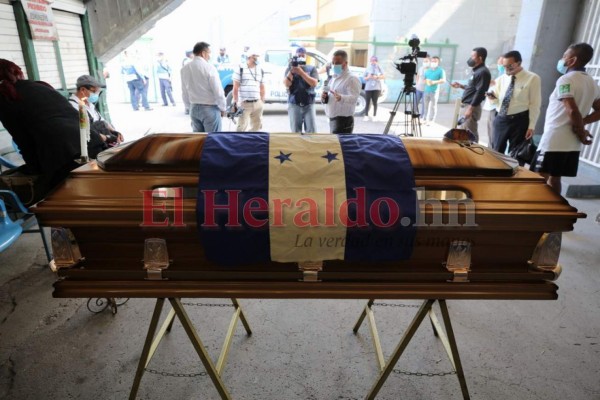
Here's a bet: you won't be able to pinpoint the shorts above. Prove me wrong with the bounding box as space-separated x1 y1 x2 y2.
529 150 580 177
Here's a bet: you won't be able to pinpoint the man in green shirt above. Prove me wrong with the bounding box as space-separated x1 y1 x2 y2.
422 56 446 124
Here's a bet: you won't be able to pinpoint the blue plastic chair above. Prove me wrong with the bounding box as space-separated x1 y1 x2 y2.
0 190 51 262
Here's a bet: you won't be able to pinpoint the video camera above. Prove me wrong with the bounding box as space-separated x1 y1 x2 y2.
394 34 428 88
290 55 307 68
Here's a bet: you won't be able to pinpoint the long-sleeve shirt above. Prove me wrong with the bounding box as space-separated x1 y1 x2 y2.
491 69 542 130
324 69 361 118
461 64 491 107
181 56 226 111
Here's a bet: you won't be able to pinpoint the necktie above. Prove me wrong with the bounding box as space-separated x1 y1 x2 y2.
499 75 516 116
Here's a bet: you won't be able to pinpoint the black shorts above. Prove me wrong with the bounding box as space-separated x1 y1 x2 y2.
529 150 580 177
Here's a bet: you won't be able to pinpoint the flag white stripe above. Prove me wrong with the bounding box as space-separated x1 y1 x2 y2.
269 134 348 262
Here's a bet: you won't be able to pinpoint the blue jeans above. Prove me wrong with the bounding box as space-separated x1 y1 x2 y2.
159 79 175 106
415 89 425 117
190 104 222 132
288 103 316 133
127 79 150 110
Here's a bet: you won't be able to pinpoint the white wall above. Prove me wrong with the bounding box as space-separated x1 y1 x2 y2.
371 0 522 80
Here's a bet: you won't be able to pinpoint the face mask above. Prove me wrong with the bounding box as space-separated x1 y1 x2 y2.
467 58 477 67
423 61 430 67
497 65 505 75
556 58 569 74
88 92 99 104
332 64 343 75
430 62 438 68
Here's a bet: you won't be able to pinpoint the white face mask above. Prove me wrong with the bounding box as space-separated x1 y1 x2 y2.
430 62 438 68
423 61 430 67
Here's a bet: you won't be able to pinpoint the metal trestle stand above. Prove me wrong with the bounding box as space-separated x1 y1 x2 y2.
354 299 470 400
129 298 252 400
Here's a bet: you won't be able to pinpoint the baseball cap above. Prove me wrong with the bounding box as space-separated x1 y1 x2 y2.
76 75 106 89
296 47 306 55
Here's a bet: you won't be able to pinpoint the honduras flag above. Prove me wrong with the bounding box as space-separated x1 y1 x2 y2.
197 133 417 265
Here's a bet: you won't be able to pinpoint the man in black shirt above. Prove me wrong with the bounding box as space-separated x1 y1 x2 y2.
451 47 491 142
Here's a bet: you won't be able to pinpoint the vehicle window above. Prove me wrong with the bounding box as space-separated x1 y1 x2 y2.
265 52 290 67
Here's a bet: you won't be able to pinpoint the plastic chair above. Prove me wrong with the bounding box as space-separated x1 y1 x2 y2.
0 190 52 262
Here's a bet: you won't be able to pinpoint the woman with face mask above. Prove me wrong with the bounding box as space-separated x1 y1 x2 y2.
363 56 385 121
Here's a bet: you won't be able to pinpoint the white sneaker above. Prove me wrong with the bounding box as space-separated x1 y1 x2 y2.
363 116 370 122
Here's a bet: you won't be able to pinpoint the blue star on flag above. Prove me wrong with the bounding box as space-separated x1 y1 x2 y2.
275 151 292 164
322 150 339 163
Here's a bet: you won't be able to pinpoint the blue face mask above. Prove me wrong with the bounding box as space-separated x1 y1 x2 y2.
332 64 343 75
88 92 99 103
497 65 505 75
556 58 568 74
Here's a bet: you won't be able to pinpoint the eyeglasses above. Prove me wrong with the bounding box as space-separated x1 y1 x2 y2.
503 62 519 71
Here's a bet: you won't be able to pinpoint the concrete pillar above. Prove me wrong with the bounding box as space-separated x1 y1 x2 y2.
513 0 583 138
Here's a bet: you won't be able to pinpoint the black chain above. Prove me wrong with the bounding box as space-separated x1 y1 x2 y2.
393 369 456 377
144 367 207 378
373 302 421 308
181 302 234 308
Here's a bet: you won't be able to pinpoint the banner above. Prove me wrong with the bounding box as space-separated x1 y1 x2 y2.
20 0 59 41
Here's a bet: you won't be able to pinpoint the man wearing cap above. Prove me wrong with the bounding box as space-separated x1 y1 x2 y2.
233 47 265 131
217 48 230 64
69 75 123 157
283 47 319 133
181 41 227 132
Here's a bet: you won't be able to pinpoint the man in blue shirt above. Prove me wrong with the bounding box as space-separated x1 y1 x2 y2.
422 56 446 124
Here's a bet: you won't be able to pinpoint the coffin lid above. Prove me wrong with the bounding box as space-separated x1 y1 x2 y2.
97 133 517 177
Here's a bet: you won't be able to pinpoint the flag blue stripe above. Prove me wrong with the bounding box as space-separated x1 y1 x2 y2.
197 133 271 265
338 134 417 261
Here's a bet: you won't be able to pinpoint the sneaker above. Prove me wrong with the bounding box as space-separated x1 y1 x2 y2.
144 107 154 111
162 104 169 107
362 116 370 122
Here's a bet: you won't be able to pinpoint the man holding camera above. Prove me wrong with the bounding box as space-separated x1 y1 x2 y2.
283 47 319 133
321 50 361 134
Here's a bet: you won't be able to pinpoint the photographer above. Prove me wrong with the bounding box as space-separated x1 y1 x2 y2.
283 47 319 133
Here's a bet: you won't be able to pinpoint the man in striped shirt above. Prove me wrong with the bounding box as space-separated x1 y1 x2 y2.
233 48 265 131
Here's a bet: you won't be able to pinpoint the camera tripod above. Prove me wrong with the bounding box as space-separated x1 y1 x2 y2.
383 84 422 137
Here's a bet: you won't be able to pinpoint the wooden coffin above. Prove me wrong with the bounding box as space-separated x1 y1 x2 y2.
33 133 585 300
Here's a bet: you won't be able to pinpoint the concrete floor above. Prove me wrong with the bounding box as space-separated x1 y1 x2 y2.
1 103 599 400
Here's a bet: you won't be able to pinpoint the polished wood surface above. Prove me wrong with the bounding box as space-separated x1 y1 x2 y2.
34 134 584 300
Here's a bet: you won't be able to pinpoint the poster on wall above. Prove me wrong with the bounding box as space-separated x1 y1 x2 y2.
20 0 59 41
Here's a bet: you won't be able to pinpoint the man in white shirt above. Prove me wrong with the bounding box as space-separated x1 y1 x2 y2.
321 50 361 134
233 47 265 131
531 42 600 194
181 42 227 132
488 50 541 164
